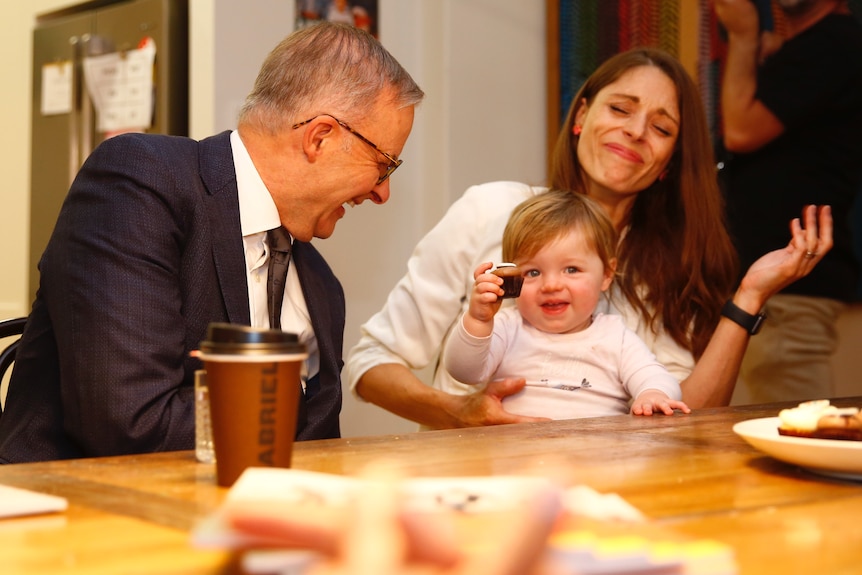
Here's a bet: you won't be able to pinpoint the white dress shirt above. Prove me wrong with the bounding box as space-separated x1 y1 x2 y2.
230 130 319 383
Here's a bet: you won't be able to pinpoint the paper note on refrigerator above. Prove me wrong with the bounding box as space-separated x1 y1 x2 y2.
41 61 73 116
83 37 156 133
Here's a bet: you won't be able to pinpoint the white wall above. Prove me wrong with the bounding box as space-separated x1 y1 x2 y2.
0 1 61 319
0 0 548 437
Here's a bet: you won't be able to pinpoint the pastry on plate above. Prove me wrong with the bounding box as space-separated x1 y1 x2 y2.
777 400 862 441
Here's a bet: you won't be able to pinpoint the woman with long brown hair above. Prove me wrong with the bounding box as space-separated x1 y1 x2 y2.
346 48 831 426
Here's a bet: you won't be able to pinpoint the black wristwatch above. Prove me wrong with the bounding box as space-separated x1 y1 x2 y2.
721 300 766 335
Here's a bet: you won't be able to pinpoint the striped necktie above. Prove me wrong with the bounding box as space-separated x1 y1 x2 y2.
266 226 292 330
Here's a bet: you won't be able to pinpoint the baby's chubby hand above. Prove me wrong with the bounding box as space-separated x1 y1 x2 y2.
631 390 691 416
465 262 506 324
473 262 505 301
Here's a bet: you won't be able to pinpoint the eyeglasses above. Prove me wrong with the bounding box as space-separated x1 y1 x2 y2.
292 114 403 185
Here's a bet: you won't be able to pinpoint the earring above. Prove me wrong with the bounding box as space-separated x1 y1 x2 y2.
573 125 582 136
658 169 669 182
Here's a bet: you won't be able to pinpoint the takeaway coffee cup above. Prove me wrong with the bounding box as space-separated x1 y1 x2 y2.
491 263 523 299
197 323 308 487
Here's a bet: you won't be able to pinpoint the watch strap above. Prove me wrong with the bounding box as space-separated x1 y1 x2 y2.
721 300 766 335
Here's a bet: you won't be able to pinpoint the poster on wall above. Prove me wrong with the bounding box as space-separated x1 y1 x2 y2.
295 0 379 37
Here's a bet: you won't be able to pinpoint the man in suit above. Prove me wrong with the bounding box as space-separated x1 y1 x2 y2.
0 22 424 463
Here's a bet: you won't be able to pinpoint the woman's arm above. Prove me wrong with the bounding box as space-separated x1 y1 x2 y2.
680 205 832 407
679 317 750 408
356 363 541 429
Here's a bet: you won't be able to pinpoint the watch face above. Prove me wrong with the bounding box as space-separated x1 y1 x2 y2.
750 314 766 335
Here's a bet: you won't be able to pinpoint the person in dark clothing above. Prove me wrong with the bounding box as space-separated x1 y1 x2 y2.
0 22 423 462
715 0 862 403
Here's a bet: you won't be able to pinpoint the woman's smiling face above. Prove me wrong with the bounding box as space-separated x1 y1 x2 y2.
574 65 680 201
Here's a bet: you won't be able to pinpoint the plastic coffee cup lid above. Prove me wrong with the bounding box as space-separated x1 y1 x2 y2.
197 323 308 361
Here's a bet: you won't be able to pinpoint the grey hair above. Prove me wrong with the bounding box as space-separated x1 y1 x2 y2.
238 22 424 133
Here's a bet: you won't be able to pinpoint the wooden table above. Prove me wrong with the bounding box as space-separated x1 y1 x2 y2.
0 399 860 574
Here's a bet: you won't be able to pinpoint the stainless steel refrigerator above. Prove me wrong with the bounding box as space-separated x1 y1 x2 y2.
29 0 188 304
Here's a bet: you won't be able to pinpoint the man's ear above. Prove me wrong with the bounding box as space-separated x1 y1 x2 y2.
300 116 336 161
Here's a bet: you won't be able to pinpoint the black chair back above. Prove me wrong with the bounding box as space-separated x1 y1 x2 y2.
0 317 27 413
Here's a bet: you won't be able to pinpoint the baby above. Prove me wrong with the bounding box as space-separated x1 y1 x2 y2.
443 190 690 419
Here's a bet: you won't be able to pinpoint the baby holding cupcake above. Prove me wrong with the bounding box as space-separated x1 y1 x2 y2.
443 190 690 420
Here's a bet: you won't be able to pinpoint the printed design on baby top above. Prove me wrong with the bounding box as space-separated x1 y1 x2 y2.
526 351 593 392
527 378 591 392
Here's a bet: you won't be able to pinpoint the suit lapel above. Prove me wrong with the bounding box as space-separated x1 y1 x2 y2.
199 132 250 325
291 240 343 438
291 242 336 362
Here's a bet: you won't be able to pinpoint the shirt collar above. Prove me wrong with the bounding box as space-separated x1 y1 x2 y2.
231 130 282 236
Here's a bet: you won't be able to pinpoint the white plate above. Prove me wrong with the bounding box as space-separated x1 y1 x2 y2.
733 417 862 481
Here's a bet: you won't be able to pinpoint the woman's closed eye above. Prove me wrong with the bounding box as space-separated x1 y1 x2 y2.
609 104 630 116
610 104 675 137
652 121 675 137
653 124 672 136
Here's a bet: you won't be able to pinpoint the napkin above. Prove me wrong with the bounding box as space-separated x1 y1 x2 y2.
563 484 645 522
0 484 68 519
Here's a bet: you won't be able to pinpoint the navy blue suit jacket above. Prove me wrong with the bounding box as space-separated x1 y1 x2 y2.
0 131 343 463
